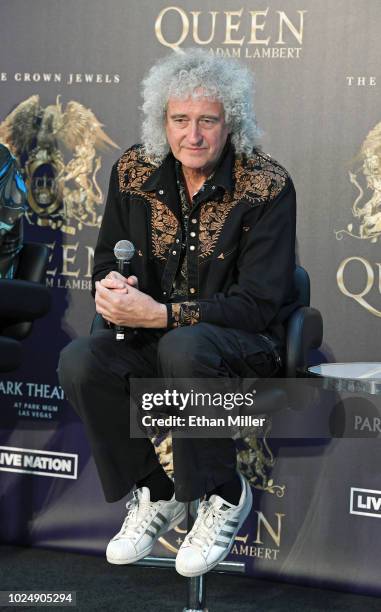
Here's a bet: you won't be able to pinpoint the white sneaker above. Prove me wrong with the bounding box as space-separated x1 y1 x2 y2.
176 473 252 577
106 487 186 564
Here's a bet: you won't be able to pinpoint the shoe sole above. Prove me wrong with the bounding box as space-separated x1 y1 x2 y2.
176 480 253 577
107 505 187 565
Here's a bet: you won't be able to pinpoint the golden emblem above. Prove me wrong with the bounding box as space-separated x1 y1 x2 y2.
151 427 285 496
0 95 118 233
336 122 381 242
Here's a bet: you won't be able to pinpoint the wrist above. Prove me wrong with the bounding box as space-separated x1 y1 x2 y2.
148 302 168 328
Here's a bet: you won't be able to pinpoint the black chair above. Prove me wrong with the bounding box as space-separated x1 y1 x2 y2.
0 242 51 371
90 264 323 611
286 265 323 377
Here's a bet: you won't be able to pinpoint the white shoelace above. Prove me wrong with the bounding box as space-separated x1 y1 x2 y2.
119 492 155 537
186 501 226 550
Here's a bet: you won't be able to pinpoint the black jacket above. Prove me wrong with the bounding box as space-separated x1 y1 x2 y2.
92 143 298 343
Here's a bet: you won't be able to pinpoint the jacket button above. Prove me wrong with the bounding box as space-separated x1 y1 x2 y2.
163 291 167 296
175 238 180 243
158 189 164 195
189 245 195 251
190 231 196 238
172 250 177 255
191 218 197 224
190 288 196 294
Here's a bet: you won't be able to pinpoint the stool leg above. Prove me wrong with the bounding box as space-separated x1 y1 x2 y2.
183 499 208 612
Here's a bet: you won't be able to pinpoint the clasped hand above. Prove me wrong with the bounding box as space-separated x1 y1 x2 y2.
95 271 167 328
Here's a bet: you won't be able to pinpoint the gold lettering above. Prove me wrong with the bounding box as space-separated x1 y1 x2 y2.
276 11 306 45
62 243 80 278
223 10 244 46
337 257 381 316
265 548 272 560
191 11 217 45
254 512 284 547
45 241 57 277
155 6 189 50
84 246 94 278
249 9 270 45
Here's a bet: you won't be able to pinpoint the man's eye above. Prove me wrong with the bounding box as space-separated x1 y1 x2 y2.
200 119 216 126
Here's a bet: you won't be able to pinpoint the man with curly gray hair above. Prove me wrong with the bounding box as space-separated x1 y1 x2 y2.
58 48 298 577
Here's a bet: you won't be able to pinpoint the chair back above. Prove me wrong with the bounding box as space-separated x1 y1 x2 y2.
293 265 310 307
0 242 50 340
286 265 323 377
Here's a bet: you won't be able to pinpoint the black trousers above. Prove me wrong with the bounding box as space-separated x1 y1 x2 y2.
58 323 281 503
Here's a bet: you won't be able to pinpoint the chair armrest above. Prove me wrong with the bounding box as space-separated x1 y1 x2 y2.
0 279 51 339
286 306 323 377
0 242 51 339
16 242 50 283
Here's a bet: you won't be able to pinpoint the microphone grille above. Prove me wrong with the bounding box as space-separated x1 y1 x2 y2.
114 240 135 261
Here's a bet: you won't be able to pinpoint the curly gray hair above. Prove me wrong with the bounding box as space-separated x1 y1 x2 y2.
141 49 259 163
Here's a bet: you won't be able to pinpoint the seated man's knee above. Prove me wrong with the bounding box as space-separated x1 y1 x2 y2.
58 336 96 393
157 324 221 377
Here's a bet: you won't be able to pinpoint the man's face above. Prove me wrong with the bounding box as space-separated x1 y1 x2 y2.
165 95 230 174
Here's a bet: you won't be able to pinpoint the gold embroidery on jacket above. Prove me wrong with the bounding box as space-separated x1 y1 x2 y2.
233 152 288 205
117 147 179 261
171 302 200 327
117 147 288 263
198 151 288 259
151 201 178 260
117 146 155 193
199 194 236 259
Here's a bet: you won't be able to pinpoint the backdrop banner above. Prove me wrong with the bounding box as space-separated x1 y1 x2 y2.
1 0 381 596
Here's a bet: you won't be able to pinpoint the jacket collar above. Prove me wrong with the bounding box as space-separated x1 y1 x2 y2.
141 140 234 196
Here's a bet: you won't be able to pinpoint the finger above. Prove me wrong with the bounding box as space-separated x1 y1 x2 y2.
100 278 127 290
95 292 115 319
96 283 128 310
127 275 138 287
95 282 113 299
106 270 127 282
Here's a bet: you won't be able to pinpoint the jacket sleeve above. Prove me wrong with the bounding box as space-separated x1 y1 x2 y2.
165 178 296 333
91 162 127 296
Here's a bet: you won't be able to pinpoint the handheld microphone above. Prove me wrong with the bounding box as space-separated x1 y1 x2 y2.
113 240 135 341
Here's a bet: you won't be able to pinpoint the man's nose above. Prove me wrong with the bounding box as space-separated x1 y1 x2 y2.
187 121 203 145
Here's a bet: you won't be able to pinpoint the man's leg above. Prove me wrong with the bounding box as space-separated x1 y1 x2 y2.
157 322 281 576
58 328 186 565
58 328 165 502
157 322 280 503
